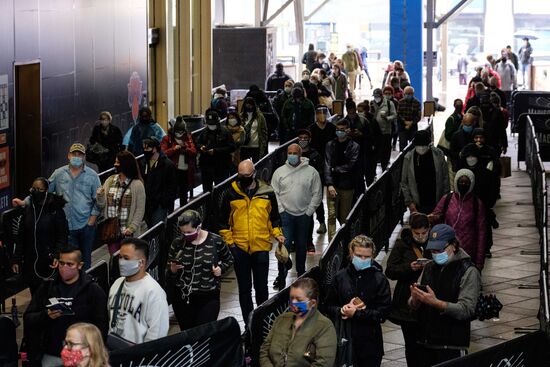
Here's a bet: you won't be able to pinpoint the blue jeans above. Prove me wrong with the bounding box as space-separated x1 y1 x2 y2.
230 246 269 326
69 224 96 269
278 212 310 279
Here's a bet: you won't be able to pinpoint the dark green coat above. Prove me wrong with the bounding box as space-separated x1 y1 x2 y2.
259 308 336 367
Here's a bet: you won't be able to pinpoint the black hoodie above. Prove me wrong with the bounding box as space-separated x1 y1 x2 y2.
23 272 108 362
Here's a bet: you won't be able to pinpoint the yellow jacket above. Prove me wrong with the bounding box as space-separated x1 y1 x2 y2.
219 180 283 254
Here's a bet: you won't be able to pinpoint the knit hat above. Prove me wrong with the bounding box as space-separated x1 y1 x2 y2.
414 130 431 146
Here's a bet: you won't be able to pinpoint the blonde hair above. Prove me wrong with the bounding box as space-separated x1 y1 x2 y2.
66 323 109 367
348 234 376 256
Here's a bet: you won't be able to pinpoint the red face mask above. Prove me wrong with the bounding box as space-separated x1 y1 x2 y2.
61 348 84 366
59 266 79 282
183 226 201 243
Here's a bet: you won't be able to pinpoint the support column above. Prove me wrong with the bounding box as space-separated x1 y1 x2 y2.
191 0 212 114
179 0 192 115
389 0 423 101
148 0 168 129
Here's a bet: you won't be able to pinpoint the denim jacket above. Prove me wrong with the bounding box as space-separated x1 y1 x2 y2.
48 165 101 230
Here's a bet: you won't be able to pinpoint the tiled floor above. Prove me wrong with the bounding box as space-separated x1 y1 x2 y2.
7 118 542 367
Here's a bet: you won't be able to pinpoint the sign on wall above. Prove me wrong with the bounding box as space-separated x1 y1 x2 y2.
0 74 8 130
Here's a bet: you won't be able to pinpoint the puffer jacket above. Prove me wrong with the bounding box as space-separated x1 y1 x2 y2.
324 138 360 188
431 169 486 267
385 228 426 324
218 180 283 254
401 145 450 208
259 308 337 367
325 261 392 358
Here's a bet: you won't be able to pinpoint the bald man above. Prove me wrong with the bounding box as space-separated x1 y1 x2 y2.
271 144 322 289
397 86 422 151
450 113 476 174
218 159 285 325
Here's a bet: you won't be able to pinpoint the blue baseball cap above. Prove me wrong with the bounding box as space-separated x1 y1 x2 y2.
426 224 456 251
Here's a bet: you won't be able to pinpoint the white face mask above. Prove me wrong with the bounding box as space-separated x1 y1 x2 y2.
207 124 218 131
466 156 478 167
284 87 292 94
228 118 238 126
415 146 429 155
374 96 382 103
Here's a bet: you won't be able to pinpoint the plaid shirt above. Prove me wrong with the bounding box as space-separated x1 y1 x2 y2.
106 176 132 229
397 98 422 128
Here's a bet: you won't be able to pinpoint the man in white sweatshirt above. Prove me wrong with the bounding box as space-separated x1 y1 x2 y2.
271 143 322 289
108 238 169 346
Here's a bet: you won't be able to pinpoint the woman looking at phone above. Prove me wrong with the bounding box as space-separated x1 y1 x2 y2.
385 213 430 367
325 235 391 366
166 210 233 330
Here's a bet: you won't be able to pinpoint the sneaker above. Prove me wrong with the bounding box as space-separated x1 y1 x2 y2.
307 243 316 253
273 277 286 290
272 276 280 287
317 223 327 234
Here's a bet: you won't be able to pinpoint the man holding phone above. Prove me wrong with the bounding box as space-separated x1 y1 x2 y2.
408 224 481 366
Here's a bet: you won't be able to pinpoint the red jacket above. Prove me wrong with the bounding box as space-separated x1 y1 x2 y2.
431 192 487 266
161 133 197 187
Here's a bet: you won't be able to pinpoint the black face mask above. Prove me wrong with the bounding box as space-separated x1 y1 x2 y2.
144 150 154 161
140 117 151 124
30 190 46 203
457 183 470 196
237 175 254 189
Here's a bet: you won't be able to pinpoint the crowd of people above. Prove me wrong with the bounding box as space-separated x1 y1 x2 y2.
1 41 514 365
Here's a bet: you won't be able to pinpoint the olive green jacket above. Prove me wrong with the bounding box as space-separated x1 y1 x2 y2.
259 308 337 367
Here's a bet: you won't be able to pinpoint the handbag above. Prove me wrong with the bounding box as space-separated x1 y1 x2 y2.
500 156 511 178
333 316 354 367
97 179 132 243
437 131 451 155
106 280 135 350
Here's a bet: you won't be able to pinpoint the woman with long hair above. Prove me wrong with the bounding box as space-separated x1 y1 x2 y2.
61 323 109 367
240 97 268 162
96 151 146 254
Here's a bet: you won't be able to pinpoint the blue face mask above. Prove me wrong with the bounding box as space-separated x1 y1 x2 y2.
289 300 310 315
352 256 372 271
287 154 300 166
405 95 414 101
70 157 83 167
335 130 347 139
433 251 449 265
462 125 473 133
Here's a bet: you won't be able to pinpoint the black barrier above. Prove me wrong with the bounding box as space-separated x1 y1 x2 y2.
517 113 550 163
85 259 109 296
435 330 548 367
248 266 321 366
511 91 550 134
0 207 25 301
109 317 243 367
319 226 349 306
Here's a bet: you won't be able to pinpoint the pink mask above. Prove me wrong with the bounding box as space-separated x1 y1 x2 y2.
61 348 84 366
59 266 79 282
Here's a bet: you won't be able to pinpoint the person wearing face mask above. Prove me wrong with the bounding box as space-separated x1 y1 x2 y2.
401 130 449 215
24 246 108 367
140 137 177 227
273 79 295 119
344 98 368 197
280 87 315 143
108 238 169 345
397 86 422 152
210 87 228 119
449 113 476 174
324 120 360 240
408 224 481 366
61 323 109 367
465 82 491 116
88 111 123 172
266 63 292 92
371 88 397 171
166 210 233 330
96 151 146 254
161 117 197 206
13 143 102 270
260 278 337 367
296 130 325 251
429 169 487 270
356 101 380 186
495 47 517 104
488 76 507 109
325 235 391 367
329 64 348 101
125 107 166 157
385 60 411 89
11 177 68 295
196 109 236 192
240 97 268 162
390 77 404 101
225 109 246 172
271 144 322 289
218 159 285 325
484 93 508 155
385 213 431 367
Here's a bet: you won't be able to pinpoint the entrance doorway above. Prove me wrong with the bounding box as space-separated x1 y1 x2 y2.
14 61 41 198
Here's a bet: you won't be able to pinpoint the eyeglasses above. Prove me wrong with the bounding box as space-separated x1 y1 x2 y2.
58 261 78 268
63 341 88 349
